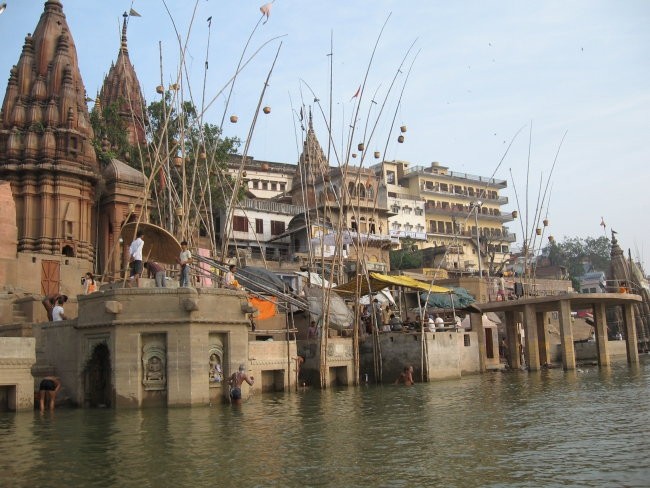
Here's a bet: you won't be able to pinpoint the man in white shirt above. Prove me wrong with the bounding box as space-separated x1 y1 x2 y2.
52 296 67 321
129 231 144 286
178 240 192 287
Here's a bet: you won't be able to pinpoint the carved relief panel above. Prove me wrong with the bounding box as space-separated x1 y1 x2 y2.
142 334 166 391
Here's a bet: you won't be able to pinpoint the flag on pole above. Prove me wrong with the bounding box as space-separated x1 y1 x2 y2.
600 217 606 228
260 2 273 24
350 85 361 102
129 8 142 17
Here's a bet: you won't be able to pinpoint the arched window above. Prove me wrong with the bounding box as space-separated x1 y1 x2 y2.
366 185 374 199
358 183 366 198
62 245 75 257
348 182 356 197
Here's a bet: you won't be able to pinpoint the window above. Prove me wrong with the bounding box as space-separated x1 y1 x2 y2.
271 182 278 191
386 171 395 184
270 220 285 236
262 181 269 190
415 208 423 216
233 216 249 232
464 334 471 347
255 219 264 234
366 186 374 199
391 205 400 214
280 183 286 191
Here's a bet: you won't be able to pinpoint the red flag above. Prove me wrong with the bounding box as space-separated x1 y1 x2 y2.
260 2 273 23
350 85 360 102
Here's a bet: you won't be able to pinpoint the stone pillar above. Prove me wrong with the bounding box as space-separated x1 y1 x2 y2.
536 311 550 366
524 304 540 371
470 312 485 372
593 302 610 367
623 303 639 365
558 299 575 370
504 311 520 369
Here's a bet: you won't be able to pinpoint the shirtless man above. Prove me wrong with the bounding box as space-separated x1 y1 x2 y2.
39 376 61 412
394 365 415 386
227 364 254 405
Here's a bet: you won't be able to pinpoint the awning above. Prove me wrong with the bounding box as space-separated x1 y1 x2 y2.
120 222 182 264
333 272 451 296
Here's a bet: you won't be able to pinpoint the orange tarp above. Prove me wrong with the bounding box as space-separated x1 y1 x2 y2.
248 296 277 320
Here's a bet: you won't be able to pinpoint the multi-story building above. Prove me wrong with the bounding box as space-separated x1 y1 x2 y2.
375 160 427 247
374 160 516 274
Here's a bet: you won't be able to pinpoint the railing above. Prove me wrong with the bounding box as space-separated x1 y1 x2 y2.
420 186 508 204
239 198 303 215
404 165 507 187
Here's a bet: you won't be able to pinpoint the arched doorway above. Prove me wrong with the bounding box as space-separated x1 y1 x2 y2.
83 343 112 407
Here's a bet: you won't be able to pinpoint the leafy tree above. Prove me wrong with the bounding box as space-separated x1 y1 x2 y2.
91 92 243 238
544 235 611 289
390 237 423 270
90 99 133 167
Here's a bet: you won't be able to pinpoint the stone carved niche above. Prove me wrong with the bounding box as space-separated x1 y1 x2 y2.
208 344 224 387
142 339 166 391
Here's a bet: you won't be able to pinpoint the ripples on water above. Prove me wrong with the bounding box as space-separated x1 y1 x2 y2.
1 359 649 488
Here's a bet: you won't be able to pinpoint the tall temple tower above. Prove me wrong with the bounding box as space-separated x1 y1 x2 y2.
95 12 148 279
0 0 99 296
291 111 329 209
97 12 147 148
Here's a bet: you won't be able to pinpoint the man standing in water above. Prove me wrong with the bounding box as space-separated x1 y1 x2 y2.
227 364 254 405
394 365 415 385
39 376 61 412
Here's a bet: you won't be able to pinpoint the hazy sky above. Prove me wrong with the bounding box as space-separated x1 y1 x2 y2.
1 1 648 270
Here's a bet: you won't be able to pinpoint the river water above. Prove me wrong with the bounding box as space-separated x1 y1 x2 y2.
1 358 649 488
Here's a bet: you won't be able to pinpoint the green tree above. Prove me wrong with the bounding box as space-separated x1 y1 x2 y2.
90 99 133 167
544 235 611 289
390 237 423 270
145 93 242 231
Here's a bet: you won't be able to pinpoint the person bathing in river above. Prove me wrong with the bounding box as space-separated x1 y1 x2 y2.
227 364 254 405
395 365 414 385
39 376 61 412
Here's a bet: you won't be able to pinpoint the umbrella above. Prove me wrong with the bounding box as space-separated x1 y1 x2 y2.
120 222 182 265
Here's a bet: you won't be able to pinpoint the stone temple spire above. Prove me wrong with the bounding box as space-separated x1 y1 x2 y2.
0 0 99 260
291 107 330 207
98 12 147 147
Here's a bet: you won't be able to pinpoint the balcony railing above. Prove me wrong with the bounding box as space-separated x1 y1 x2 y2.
404 165 507 188
420 186 508 204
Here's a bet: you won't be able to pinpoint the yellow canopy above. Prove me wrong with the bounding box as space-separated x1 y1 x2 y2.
333 272 451 296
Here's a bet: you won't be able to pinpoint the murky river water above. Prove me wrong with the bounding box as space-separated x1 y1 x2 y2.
1 358 649 488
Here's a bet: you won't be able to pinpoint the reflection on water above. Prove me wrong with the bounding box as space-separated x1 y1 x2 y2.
1 359 649 487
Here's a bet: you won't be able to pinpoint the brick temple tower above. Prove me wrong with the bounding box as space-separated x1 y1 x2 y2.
291 110 330 209
0 0 99 297
97 12 147 148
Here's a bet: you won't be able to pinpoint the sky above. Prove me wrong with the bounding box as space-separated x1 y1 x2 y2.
1 1 649 270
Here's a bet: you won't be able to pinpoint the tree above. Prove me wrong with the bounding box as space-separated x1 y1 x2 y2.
544 235 611 288
390 237 423 270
